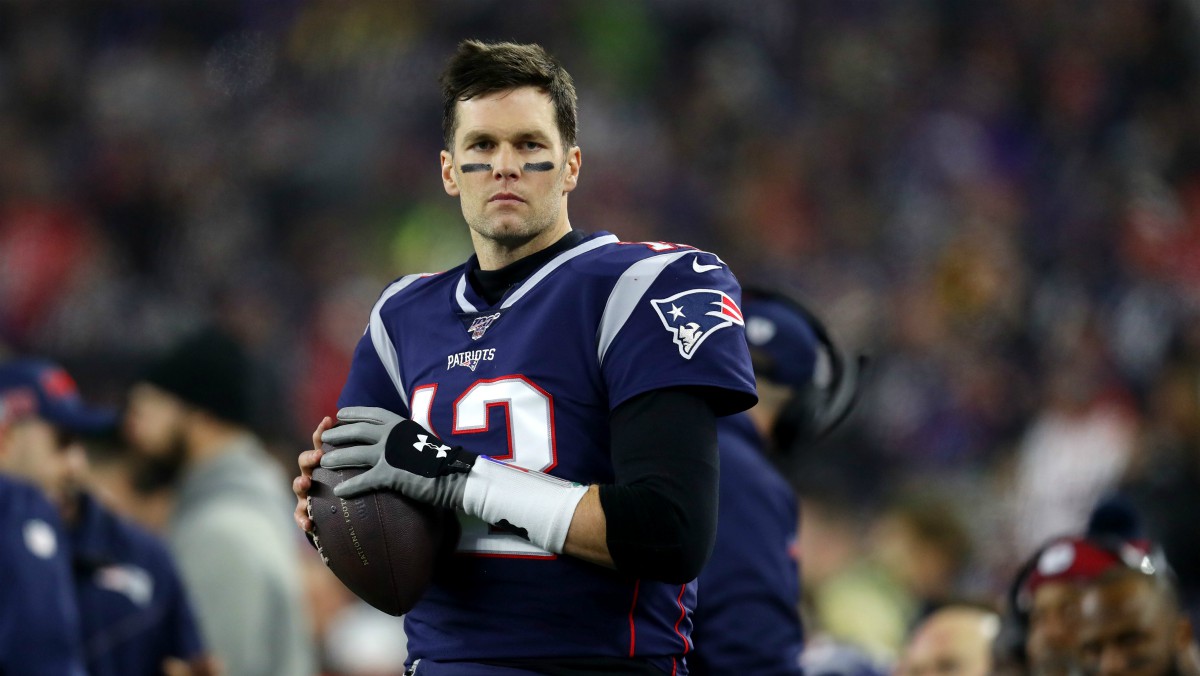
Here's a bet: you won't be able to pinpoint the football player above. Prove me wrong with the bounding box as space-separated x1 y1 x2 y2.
293 39 756 675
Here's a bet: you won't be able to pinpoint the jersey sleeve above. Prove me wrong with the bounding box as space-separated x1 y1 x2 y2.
336 276 430 416
598 250 757 415
337 328 410 415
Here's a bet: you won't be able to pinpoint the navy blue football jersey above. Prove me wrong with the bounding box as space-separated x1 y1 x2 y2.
339 232 756 672
691 413 804 675
71 492 207 676
0 475 88 676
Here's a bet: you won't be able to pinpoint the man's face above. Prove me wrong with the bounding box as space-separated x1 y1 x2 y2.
124 383 188 458
0 417 87 511
897 610 996 676
1027 581 1084 676
440 86 580 260
1077 576 1182 676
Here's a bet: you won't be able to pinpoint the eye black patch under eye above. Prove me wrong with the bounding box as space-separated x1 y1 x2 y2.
460 163 492 173
523 162 555 172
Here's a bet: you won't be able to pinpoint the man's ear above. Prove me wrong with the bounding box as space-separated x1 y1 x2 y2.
561 146 581 195
441 150 460 197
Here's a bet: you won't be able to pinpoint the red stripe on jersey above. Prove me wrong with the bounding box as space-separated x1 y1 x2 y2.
721 297 743 321
628 580 641 657
671 657 678 675
673 584 691 654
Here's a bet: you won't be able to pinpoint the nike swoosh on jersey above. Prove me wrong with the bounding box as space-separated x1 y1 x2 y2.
692 258 722 273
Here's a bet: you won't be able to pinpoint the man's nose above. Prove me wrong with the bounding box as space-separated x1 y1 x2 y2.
492 144 521 179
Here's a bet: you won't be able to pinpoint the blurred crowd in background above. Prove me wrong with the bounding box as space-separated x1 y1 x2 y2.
2 0 1200 673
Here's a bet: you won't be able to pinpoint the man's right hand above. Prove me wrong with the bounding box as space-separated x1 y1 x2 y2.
293 416 334 533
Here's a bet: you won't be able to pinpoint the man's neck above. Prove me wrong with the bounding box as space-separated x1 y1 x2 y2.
474 220 572 271
469 229 586 306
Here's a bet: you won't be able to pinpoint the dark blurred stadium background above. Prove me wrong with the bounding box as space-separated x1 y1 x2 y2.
2 0 1199 666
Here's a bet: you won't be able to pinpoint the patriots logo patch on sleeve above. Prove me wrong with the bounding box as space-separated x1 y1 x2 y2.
651 289 745 359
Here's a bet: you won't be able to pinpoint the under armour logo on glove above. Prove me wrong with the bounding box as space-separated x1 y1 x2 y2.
412 434 451 459
385 421 474 477
320 405 587 554
321 407 478 506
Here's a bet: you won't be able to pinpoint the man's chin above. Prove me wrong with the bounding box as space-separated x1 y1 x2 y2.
473 221 542 249
131 440 188 493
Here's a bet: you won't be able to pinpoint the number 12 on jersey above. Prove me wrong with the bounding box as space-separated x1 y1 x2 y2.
409 376 559 558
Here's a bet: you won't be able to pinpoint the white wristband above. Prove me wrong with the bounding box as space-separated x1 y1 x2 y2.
461 457 589 554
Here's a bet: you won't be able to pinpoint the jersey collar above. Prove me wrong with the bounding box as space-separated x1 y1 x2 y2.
454 231 619 313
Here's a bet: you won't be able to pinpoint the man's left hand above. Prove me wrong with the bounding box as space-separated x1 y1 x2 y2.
319 407 476 507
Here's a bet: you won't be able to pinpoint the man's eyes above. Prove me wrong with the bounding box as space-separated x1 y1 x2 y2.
468 141 544 151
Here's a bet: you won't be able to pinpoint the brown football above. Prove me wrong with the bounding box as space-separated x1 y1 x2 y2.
307 461 454 616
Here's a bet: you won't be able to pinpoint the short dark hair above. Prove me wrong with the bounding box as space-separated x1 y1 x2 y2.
439 39 578 151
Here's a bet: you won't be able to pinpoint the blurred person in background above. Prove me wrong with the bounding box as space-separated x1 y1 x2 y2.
894 605 1000 676
1004 536 1123 676
797 487 891 676
124 327 316 676
85 432 176 535
1076 549 1200 676
1003 515 1180 676
871 495 974 621
1009 352 1138 557
0 357 214 676
806 491 973 664
691 288 862 675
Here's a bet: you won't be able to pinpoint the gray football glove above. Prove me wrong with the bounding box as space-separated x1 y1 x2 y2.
319 405 588 554
319 407 476 509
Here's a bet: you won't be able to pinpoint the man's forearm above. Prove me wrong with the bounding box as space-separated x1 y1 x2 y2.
562 486 614 568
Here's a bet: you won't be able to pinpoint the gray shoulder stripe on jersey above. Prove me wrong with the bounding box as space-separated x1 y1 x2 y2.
596 249 692 366
501 234 620 309
455 274 478 313
369 273 425 410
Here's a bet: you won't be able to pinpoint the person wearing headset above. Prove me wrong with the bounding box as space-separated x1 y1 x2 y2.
690 288 864 675
1002 502 1186 676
